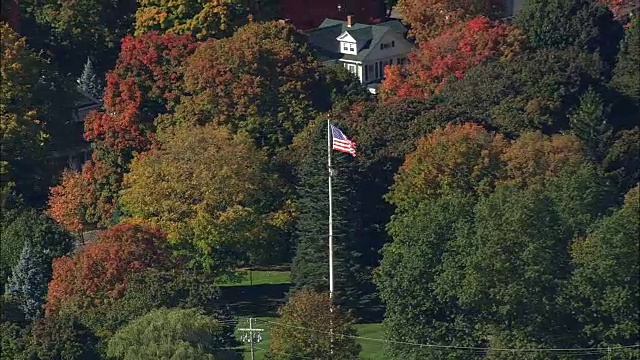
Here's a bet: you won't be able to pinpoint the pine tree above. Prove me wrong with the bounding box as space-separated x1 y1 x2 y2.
569 88 612 161
77 57 103 101
6 243 47 321
291 118 374 315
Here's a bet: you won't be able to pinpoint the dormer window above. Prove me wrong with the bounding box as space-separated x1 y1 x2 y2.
340 41 357 55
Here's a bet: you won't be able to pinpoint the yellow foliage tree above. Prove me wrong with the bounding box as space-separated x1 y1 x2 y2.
134 0 278 40
120 123 278 269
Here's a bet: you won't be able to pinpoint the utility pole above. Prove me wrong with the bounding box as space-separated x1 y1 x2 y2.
239 318 264 360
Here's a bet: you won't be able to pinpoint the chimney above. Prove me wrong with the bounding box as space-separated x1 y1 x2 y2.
347 15 354 27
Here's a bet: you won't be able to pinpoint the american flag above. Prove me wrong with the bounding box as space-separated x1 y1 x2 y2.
331 125 356 157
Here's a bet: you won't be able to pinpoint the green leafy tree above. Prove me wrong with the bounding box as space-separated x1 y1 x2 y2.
77 57 104 101
432 48 606 135
106 308 240 360
290 118 374 313
0 209 74 293
457 185 575 355
5 243 47 321
568 185 639 356
268 289 360 360
23 313 100 360
515 0 623 66
19 0 137 75
73 268 236 340
375 192 480 360
1 23 73 205
602 127 640 194
611 16 640 102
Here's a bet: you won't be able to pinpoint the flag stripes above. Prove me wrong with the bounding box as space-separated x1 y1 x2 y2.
330 125 356 157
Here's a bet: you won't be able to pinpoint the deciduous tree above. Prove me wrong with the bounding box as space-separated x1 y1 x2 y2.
611 16 639 102
46 169 90 235
82 32 199 226
268 289 360 360
45 222 169 315
515 0 623 66
380 17 524 101
431 48 606 135
135 0 279 40
567 185 640 356
1 23 72 205
170 21 326 154
387 123 507 209
25 312 100 360
120 123 278 271
107 308 240 360
397 0 503 43
19 0 137 75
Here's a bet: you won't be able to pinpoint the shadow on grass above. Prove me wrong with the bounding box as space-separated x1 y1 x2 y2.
220 283 291 318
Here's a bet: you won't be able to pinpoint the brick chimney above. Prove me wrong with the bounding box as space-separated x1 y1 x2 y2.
347 15 354 27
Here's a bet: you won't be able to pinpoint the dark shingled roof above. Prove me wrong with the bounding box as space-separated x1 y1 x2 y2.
308 18 407 62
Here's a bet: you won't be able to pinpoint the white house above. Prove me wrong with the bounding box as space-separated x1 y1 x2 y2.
308 15 414 94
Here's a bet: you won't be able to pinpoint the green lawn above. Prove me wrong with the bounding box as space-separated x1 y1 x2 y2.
235 317 386 360
355 323 387 360
223 269 386 359
217 270 291 287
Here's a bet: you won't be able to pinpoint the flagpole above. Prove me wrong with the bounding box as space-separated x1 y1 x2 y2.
327 116 335 355
327 117 334 300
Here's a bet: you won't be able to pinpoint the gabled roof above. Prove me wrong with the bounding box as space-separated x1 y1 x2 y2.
308 18 408 62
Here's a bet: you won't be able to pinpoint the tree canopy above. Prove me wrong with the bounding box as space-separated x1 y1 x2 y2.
120 123 279 271
380 17 524 101
107 307 239 360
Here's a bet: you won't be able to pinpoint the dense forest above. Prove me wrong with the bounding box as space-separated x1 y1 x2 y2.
1 0 638 358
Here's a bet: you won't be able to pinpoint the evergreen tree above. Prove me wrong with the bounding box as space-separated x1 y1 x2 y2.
611 16 640 102
76 57 103 101
569 88 613 161
5 243 47 321
291 118 374 314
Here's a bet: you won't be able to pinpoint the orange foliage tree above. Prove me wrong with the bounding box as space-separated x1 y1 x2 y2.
380 17 523 101
45 223 169 315
500 132 588 188
169 21 327 154
387 122 508 209
397 0 503 43
46 170 89 234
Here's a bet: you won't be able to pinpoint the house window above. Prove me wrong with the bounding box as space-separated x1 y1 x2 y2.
349 43 355 52
391 41 395 47
343 44 349 51
347 63 357 76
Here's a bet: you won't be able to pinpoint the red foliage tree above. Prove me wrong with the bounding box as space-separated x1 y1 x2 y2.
45 223 169 315
81 32 199 226
379 17 524 101
397 0 503 43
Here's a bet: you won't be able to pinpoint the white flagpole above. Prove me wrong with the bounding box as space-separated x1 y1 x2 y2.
327 116 335 355
327 117 334 300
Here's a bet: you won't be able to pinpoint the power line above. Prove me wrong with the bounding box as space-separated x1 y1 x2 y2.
256 319 640 354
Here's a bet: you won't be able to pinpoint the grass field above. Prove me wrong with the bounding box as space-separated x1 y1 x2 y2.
235 317 386 359
222 269 387 359
217 270 292 287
